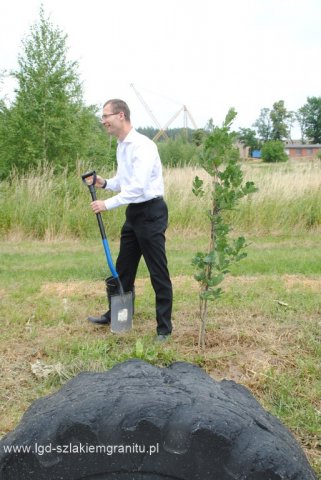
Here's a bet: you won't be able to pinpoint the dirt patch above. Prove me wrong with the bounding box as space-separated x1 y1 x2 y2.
41 281 103 297
283 274 321 291
40 276 200 298
168 306 288 379
40 274 294 300
0 289 7 300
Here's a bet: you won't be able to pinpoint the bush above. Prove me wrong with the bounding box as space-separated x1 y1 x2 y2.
157 137 200 167
261 140 288 163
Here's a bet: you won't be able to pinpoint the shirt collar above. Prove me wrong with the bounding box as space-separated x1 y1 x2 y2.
118 127 136 144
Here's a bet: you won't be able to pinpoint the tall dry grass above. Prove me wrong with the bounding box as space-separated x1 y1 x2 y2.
1 159 321 239
165 160 321 235
236 160 321 233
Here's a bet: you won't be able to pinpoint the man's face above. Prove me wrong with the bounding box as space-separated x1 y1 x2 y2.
101 104 122 137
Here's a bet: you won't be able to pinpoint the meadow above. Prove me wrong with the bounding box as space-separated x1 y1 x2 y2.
0 159 321 476
2 159 321 239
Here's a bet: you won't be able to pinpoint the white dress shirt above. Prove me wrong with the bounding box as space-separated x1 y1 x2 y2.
104 128 164 210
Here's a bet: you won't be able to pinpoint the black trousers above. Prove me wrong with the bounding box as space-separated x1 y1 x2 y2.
115 197 173 335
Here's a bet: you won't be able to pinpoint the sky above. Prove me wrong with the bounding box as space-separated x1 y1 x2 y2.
1 0 321 136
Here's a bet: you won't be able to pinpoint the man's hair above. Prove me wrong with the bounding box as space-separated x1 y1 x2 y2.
103 99 131 121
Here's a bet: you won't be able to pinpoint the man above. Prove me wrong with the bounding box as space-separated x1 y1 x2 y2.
88 99 173 341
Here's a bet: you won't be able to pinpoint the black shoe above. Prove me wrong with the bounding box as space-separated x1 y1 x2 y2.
154 334 171 343
88 312 111 325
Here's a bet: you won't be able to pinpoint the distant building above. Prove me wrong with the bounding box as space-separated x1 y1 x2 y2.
251 149 262 159
285 144 321 159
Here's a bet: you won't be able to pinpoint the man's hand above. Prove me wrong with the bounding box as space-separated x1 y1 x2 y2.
95 175 106 188
91 200 107 213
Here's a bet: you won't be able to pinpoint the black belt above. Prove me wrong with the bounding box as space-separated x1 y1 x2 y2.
129 196 163 207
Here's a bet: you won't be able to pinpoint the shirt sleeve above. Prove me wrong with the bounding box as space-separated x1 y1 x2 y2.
104 174 120 192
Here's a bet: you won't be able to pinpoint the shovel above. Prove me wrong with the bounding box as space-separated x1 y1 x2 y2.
81 171 133 333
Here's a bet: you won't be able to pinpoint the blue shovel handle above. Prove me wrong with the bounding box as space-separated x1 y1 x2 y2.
81 171 119 280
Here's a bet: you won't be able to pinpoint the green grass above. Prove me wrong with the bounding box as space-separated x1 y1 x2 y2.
262 320 321 462
235 235 321 274
0 234 320 477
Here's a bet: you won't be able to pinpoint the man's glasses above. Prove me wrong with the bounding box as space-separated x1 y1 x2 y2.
101 112 119 120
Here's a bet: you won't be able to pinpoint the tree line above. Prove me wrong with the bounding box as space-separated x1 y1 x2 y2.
1 7 321 179
238 98 321 156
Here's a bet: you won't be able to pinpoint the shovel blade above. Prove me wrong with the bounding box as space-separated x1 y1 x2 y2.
111 292 133 333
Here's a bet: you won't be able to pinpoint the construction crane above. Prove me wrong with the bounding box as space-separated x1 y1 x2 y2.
130 84 169 141
153 105 198 141
183 105 198 130
153 107 183 142
130 83 198 142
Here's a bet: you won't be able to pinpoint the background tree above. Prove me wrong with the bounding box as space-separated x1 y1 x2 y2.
204 118 215 133
296 106 309 144
0 98 15 178
285 110 296 143
0 7 109 178
299 97 321 144
191 128 206 146
270 100 291 141
253 107 272 143
237 128 261 155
